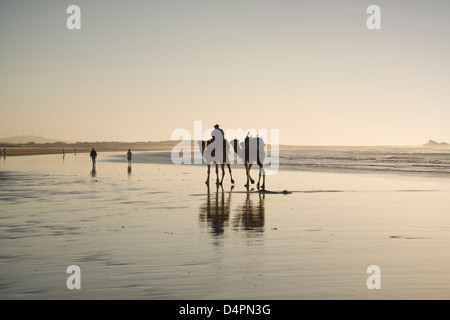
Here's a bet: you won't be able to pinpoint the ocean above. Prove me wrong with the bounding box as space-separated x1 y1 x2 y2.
278 146 450 175
106 146 450 176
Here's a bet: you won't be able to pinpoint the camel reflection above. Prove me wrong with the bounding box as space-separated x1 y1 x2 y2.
199 185 265 237
233 188 265 235
199 184 232 236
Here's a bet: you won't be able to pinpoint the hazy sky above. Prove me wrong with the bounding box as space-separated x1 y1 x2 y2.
1 0 449 145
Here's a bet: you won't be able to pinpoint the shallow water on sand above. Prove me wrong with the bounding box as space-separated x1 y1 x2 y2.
1 152 450 299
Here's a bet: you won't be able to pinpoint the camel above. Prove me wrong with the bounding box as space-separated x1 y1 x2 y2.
232 136 266 190
198 138 235 186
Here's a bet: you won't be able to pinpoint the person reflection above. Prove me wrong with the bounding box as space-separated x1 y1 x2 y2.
199 183 232 237
232 187 265 235
90 164 97 177
127 163 132 176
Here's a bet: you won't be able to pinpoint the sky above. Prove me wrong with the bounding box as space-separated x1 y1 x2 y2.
1 0 450 145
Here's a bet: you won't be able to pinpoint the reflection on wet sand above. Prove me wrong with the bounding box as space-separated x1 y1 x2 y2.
233 188 265 235
127 163 132 176
199 184 232 236
90 164 97 177
199 185 265 237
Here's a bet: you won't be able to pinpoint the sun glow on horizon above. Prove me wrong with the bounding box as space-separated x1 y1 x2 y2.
1 0 450 146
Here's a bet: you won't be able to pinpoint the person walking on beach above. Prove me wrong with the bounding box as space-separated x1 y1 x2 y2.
90 148 97 165
127 149 132 163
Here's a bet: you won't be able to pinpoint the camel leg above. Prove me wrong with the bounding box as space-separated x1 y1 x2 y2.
248 164 255 184
227 164 235 184
215 163 220 185
244 162 250 187
259 165 265 190
220 164 225 185
257 165 261 188
262 173 265 190
205 164 210 185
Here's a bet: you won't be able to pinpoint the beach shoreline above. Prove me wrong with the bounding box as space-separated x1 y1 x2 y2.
0 141 178 157
2 140 430 157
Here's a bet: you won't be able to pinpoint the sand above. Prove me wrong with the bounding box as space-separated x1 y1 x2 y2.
1 152 450 299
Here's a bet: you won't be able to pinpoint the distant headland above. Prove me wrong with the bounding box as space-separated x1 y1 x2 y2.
423 140 450 147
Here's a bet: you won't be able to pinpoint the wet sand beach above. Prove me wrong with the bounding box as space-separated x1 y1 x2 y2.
1 152 450 299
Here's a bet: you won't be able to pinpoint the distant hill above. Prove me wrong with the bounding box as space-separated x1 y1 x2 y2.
0 135 59 144
423 139 450 147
